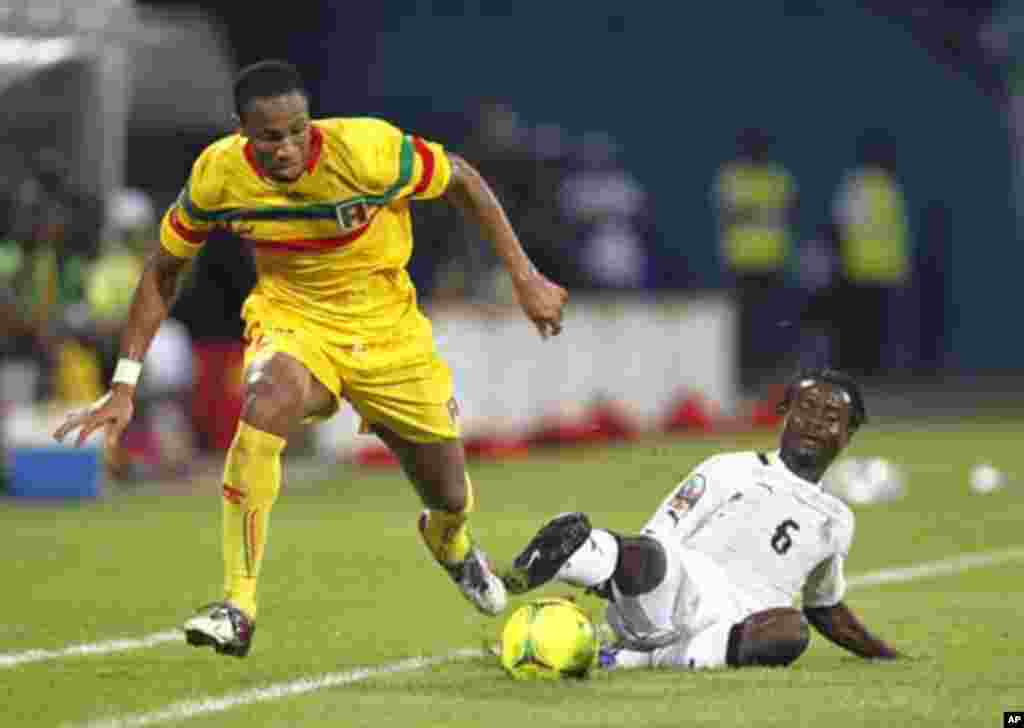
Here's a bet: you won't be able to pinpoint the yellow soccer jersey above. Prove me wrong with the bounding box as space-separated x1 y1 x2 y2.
159 117 452 345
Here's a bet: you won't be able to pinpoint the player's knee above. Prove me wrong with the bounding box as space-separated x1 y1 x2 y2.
611 535 668 597
726 608 810 668
242 386 299 433
242 365 305 434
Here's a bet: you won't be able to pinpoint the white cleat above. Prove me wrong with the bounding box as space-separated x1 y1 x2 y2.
183 602 255 658
418 511 507 616
444 545 508 616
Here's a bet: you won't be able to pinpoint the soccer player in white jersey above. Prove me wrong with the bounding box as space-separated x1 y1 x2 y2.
503 368 903 670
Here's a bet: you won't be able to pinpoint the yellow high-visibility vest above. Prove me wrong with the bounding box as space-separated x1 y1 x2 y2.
839 169 909 284
55 339 104 405
717 162 795 272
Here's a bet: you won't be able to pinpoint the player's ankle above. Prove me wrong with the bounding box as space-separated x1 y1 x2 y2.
225 599 256 622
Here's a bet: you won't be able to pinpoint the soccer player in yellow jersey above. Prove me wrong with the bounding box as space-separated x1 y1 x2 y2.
54 60 568 657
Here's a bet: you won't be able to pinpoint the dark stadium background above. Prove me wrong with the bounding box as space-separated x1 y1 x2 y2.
135 0 1020 378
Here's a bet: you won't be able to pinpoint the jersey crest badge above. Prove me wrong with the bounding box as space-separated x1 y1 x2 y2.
335 200 372 232
669 474 706 514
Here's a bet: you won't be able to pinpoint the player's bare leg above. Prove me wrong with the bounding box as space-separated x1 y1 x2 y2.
725 607 810 667
373 426 507 615
185 352 334 657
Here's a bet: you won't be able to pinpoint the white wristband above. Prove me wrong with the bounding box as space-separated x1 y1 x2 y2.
112 358 143 387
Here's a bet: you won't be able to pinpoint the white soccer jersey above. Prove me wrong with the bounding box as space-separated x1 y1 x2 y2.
641 450 854 610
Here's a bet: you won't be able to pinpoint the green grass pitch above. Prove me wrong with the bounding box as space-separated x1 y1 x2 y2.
2 420 1021 727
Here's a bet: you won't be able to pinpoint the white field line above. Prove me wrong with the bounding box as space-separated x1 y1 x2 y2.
73 648 485 728
0 630 179 669
848 546 1024 588
61 545 1024 728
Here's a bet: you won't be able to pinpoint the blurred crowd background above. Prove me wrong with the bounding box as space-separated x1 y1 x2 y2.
1 0 1023 483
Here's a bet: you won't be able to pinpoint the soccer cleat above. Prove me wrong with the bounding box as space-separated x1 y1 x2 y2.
503 512 592 594
418 512 507 616
183 602 255 658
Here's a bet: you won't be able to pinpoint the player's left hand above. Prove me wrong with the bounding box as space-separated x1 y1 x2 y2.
513 271 568 339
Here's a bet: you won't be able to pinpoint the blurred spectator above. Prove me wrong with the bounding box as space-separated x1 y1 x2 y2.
832 128 913 377
795 222 843 371
432 100 535 304
516 122 579 291
712 127 798 394
0 148 104 405
0 259 50 406
10 150 103 316
558 131 650 290
10 149 104 262
981 2 1024 240
107 187 158 256
424 102 650 304
85 188 199 478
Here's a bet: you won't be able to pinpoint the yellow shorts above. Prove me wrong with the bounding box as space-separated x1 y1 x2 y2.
242 318 460 444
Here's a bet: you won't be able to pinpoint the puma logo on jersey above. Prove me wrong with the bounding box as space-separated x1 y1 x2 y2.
446 397 459 426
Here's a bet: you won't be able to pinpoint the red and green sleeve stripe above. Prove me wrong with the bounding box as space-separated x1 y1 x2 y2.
411 136 436 196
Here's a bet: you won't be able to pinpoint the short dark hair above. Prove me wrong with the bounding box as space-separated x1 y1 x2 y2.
777 368 868 432
233 60 307 119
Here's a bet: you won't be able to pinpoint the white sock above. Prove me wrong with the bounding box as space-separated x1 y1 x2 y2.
606 647 653 670
650 623 732 671
555 528 619 588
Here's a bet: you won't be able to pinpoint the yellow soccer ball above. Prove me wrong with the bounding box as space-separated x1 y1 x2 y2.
500 598 600 680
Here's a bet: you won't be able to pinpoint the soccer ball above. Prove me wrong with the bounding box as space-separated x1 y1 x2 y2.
499 597 600 680
824 456 906 505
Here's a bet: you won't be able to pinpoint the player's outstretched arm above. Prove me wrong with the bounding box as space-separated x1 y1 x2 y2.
803 602 903 660
443 153 568 339
53 246 189 451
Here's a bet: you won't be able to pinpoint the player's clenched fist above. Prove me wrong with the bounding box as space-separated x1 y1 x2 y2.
53 387 135 452
513 271 569 339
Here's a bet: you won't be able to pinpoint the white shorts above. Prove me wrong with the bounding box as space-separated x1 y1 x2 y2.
605 542 763 670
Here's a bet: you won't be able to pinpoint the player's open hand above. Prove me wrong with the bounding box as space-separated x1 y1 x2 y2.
513 270 569 339
53 387 135 452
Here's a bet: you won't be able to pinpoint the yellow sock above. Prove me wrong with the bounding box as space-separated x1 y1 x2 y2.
221 421 286 619
420 475 475 565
